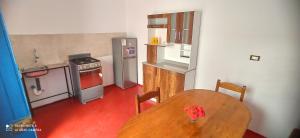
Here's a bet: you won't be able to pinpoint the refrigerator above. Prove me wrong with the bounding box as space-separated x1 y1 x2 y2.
112 38 138 89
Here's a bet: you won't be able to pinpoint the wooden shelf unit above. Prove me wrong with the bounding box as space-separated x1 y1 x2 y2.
147 13 171 43
144 44 172 47
143 11 201 102
146 45 157 64
148 12 194 45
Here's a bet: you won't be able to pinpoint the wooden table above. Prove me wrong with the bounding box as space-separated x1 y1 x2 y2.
118 89 251 138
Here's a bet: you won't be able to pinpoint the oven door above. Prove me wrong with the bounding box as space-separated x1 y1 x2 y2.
79 67 103 90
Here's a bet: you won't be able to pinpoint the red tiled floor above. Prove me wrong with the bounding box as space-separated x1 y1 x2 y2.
33 85 264 138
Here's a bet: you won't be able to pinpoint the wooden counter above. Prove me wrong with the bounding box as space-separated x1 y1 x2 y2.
143 62 195 102
143 60 194 74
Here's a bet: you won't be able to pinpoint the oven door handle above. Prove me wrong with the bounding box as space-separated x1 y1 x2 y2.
79 68 100 73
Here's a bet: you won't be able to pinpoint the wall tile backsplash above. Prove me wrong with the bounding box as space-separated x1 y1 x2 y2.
10 33 126 68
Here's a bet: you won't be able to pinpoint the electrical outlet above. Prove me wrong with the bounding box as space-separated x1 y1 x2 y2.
250 55 260 61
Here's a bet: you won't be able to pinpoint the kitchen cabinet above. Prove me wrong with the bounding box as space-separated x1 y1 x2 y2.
170 11 194 44
143 63 185 102
143 11 200 102
147 11 194 45
170 12 183 43
147 14 171 43
143 64 158 92
146 11 200 60
157 68 185 101
147 14 171 28
146 45 157 64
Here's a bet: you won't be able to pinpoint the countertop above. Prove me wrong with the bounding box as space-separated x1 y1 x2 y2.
143 60 195 74
21 62 69 74
45 62 69 69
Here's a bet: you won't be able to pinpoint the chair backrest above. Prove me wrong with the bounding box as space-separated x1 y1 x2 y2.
136 88 160 114
215 79 246 102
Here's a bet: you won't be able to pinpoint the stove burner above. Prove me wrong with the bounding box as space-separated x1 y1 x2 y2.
71 57 100 65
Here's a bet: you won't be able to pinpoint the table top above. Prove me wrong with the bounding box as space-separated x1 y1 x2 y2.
118 89 251 138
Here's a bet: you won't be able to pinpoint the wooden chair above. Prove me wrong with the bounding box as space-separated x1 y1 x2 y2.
289 128 300 138
135 88 160 114
215 79 246 102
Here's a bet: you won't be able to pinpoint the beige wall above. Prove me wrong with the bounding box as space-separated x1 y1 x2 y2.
10 33 126 68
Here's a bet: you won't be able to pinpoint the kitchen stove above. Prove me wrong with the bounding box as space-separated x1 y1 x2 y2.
69 53 103 104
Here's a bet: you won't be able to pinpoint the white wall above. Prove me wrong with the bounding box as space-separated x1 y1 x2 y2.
1 0 126 34
126 0 300 137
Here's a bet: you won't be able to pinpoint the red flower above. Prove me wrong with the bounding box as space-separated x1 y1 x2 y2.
184 105 205 121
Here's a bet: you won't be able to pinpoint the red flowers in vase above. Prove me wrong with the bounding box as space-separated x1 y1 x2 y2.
184 105 205 121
